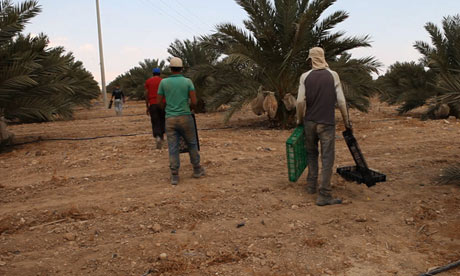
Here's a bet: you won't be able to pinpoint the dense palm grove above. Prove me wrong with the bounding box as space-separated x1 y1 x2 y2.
111 1 460 125
377 15 460 119
0 0 99 146
110 0 381 124
109 0 460 184
108 59 166 101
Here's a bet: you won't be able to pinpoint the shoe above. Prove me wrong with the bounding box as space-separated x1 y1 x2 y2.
193 166 205 178
171 174 179 185
316 195 342 206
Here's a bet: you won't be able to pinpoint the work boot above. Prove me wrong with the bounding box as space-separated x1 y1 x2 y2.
171 174 179 185
316 195 342 206
155 137 162 149
193 166 205 178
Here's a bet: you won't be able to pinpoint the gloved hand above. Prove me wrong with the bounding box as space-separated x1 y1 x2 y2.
345 120 352 130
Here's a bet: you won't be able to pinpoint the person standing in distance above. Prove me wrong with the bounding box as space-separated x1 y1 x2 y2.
157 57 205 185
296 47 352 206
145 67 166 149
111 85 125 116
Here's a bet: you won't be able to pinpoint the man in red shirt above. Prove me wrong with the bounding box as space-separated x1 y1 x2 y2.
145 67 166 149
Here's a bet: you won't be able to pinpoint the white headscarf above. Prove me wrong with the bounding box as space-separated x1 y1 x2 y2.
307 47 329 70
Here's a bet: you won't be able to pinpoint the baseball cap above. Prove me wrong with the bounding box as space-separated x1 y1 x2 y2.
169 57 183 68
153 68 161 74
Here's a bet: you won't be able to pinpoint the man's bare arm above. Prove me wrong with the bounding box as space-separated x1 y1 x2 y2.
158 95 165 109
189 90 197 111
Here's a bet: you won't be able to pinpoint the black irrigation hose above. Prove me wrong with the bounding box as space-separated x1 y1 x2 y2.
10 133 150 146
419 260 460 276
8 126 235 147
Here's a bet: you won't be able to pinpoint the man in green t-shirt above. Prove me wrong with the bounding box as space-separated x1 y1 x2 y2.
157 57 205 185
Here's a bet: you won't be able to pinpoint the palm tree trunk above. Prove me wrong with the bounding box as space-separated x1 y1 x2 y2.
275 101 296 128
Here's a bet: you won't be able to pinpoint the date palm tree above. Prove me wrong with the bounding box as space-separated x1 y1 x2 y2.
1 0 100 146
1 0 41 122
376 62 438 114
197 0 380 124
414 15 460 74
2 34 100 122
378 14 460 118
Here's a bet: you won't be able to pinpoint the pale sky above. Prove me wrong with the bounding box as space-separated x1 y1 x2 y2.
20 0 460 86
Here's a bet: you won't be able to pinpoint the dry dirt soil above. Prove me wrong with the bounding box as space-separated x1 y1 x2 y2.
0 100 459 276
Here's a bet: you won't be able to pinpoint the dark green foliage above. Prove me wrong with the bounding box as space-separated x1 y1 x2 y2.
167 37 220 68
187 60 260 120
414 15 460 73
108 59 166 100
376 62 437 114
0 0 40 44
199 0 379 123
109 38 217 106
1 34 100 122
0 0 100 123
436 71 460 117
168 38 221 112
331 53 380 112
379 15 460 117
416 15 460 117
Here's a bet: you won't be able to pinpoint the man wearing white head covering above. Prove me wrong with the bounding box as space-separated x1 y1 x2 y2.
296 47 351 206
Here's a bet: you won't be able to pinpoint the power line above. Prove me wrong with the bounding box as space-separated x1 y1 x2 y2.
138 0 201 35
170 0 216 33
157 0 213 34
150 0 206 34
136 0 184 32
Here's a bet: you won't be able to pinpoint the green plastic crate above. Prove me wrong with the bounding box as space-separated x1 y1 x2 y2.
286 126 307 182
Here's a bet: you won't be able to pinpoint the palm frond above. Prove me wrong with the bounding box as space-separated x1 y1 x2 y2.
376 62 437 112
1 30 100 123
436 71 460 105
0 0 40 44
198 0 378 123
438 164 460 185
108 58 166 100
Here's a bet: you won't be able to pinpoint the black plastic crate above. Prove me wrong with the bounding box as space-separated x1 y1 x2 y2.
338 128 386 187
342 128 368 169
179 113 200 154
337 166 386 187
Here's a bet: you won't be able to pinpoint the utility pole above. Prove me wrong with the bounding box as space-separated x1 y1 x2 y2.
95 0 108 108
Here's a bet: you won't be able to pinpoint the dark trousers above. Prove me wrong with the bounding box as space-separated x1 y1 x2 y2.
304 120 336 197
165 115 200 174
149 104 165 139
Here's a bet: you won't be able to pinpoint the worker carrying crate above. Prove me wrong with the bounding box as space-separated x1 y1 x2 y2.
288 46 353 206
286 126 386 187
286 46 385 206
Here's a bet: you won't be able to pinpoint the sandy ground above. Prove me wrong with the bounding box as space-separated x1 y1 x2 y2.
0 100 459 276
